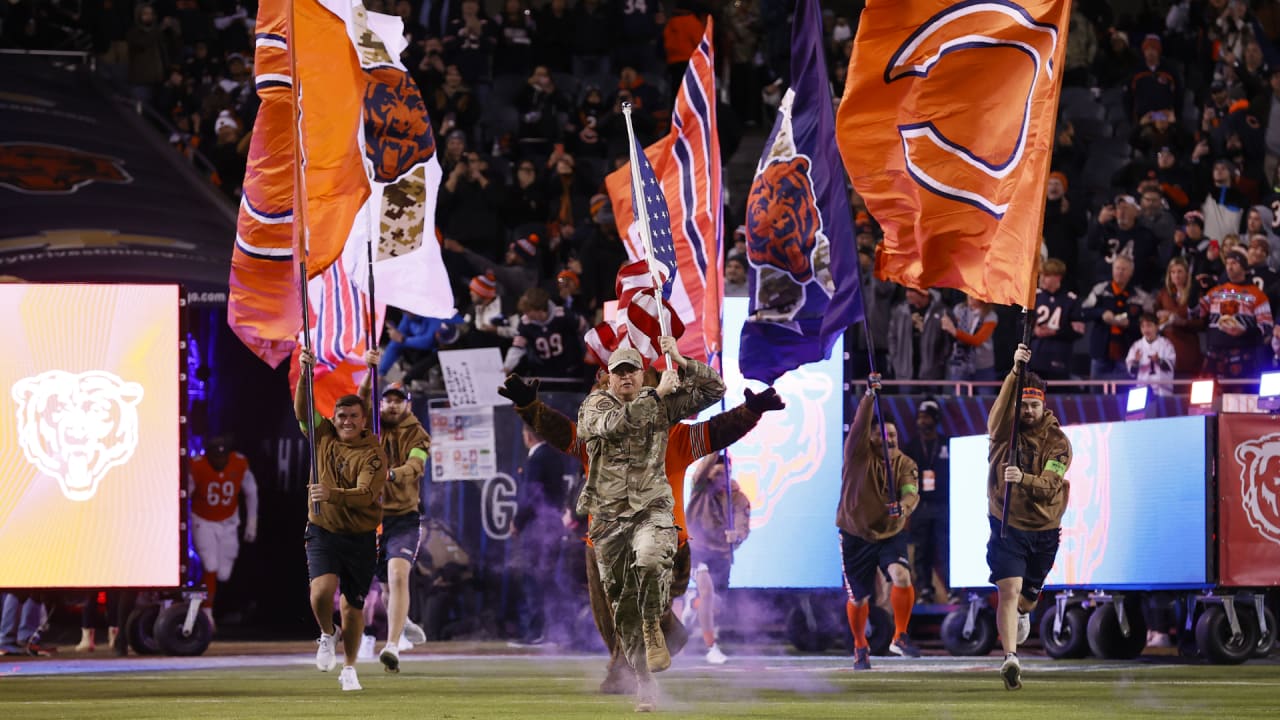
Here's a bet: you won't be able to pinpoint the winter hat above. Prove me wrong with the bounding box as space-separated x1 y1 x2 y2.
214 110 238 134
1048 171 1069 192
557 269 580 287
1184 210 1205 228
469 271 497 300
510 233 539 262
1141 34 1162 52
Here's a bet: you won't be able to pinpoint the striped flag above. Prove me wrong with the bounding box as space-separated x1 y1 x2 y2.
605 18 721 364
584 260 685 367
308 261 373 372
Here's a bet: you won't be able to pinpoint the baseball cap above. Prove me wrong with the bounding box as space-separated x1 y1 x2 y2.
917 399 941 420
607 347 644 372
1114 194 1140 209
381 382 410 401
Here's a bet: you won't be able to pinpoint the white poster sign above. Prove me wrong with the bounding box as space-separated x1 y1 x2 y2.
438 348 510 408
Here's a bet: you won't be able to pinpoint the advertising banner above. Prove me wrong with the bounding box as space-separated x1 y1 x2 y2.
1217 414 1280 587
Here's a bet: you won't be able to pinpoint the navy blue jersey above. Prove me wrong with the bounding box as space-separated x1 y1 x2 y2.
613 0 661 41
1029 287 1082 377
513 309 585 377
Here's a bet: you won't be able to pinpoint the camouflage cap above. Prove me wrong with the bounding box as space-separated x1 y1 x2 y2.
607 348 644 372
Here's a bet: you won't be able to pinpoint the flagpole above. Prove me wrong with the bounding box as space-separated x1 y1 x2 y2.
998 75 1059 535
287 0 321 517
366 237 381 438
621 101 675 368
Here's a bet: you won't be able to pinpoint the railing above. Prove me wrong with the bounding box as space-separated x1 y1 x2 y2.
852 377 1261 397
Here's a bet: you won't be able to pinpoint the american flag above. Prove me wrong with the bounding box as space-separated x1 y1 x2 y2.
604 18 722 364
584 260 685 367
309 260 371 372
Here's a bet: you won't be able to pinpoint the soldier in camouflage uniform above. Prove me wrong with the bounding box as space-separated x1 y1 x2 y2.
577 339 725 712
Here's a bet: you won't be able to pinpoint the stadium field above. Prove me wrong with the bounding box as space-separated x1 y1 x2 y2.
1 648 1277 719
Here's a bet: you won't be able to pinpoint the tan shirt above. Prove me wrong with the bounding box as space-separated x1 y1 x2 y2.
836 393 920 541
306 418 387 534
378 413 431 516
987 372 1073 531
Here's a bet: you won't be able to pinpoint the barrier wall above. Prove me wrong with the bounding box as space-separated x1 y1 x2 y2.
1217 414 1280 587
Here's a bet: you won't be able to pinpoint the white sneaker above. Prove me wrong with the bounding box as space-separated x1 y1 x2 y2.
705 643 728 665
402 619 426 645
316 633 337 672
379 643 400 673
357 634 376 661
397 634 413 651
339 665 362 691
1000 653 1023 691
1016 612 1031 646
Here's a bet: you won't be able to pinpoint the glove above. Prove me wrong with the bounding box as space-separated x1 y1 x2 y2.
497 373 539 407
744 387 786 414
244 518 257 543
866 373 883 395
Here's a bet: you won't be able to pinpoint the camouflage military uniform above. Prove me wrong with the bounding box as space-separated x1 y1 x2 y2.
577 359 725 678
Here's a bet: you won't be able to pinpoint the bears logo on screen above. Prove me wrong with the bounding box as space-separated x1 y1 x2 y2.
0 142 132 194
746 156 820 284
1233 433 1280 546
11 370 144 501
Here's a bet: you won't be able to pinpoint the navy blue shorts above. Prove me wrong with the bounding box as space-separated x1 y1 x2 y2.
694 550 733 596
377 511 422 582
840 529 909 602
305 523 377 610
986 515 1061 602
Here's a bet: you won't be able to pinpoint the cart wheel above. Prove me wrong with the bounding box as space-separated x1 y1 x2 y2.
1086 599 1148 660
786 605 830 652
125 604 162 656
1040 605 1091 659
940 607 997 656
1236 605 1276 659
154 604 212 656
1195 606 1258 665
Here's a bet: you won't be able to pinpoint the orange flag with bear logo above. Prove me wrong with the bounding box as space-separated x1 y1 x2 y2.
836 0 1071 307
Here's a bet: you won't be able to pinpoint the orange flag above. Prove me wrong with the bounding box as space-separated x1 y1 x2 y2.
836 0 1070 307
227 0 370 367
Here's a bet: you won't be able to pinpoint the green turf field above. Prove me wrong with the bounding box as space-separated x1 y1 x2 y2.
2 656 1278 719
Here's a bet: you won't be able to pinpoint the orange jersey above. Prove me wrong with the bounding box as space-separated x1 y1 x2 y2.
574 421 709 545
190 453 250 522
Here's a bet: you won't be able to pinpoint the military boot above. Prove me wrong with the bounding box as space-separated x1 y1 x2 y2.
643 618 671 672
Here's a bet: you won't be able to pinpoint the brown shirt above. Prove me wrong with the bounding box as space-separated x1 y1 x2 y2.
378 413 431 516
836 394 920 541
987 372 1072 531
306 418 387 534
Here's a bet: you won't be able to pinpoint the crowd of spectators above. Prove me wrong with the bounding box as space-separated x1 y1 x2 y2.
13 1 1280 391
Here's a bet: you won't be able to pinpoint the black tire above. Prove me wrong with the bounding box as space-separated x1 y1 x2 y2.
125 604 161 656
1196 606 1259 665
1086 599 1148 660
786 606 830 652
153 604 212 657
1040 605 1091 659
940 607 998 656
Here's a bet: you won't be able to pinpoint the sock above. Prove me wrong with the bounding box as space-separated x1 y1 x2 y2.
203 572 217 607
702 630 716 648
846 601 869 649
890 585 915 640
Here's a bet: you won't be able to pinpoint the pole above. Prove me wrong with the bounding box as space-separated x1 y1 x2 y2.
860 320 897 513
621 101 675 368
287 0 321 517
1000 307 1035 538
366 238 381 438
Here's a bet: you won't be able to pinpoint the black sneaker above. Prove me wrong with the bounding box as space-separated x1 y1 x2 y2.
853 647 872 670
890 634 922 658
